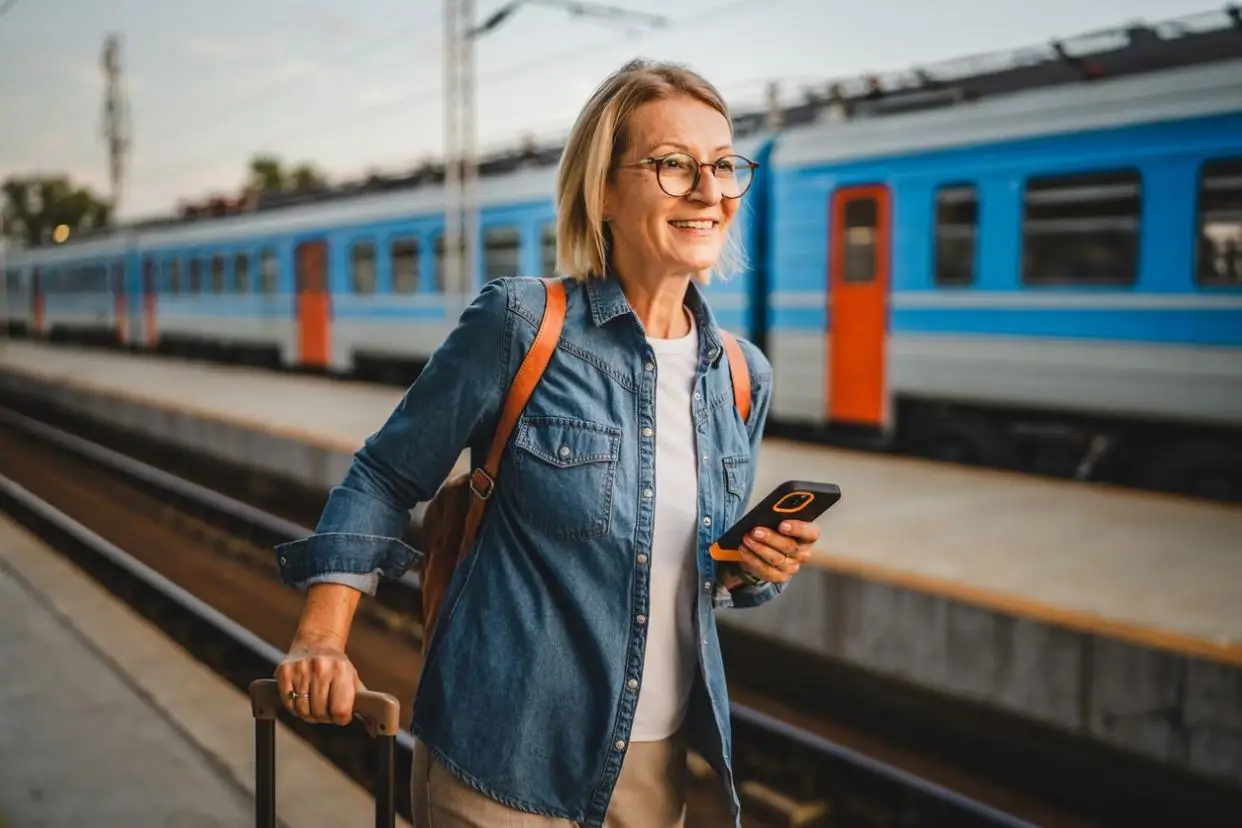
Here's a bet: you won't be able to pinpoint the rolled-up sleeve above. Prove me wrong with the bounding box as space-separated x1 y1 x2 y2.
720 341 784 610
275 279 514 594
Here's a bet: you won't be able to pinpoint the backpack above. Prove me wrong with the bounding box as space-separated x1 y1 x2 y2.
417 277 752 650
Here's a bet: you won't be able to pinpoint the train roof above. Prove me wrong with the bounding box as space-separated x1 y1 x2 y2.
8 4 1241 261
772 56 1242 170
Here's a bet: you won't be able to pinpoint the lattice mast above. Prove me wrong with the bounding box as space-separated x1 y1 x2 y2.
101 33 131 215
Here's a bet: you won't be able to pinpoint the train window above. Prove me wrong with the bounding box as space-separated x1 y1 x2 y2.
234 253 250 292
211 254 226 293
1021 169 1140 286
484 226 520 282
166 259 180 294
842 197 878 283
1196 157 1242 287
350 241 377 294
390 237 418 293
142 257 157 294
541 223 557 277
259 249 278 294
188 259 202 293
934 185 977 286
111 261 124 294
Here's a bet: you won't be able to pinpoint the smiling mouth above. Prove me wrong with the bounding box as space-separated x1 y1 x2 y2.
669 219 717 230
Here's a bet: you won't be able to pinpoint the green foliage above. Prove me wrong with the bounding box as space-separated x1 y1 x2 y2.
1 175 112 246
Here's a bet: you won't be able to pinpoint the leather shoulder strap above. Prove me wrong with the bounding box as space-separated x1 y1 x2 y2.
482 277 566 484
461 278 567 552
719 330 751 425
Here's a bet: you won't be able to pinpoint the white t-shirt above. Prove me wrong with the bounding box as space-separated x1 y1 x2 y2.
631 311 701 742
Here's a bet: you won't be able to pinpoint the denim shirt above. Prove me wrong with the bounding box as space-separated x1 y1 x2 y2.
273 273 780 828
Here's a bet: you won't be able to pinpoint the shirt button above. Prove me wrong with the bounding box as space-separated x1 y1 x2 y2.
643 488 652 498
615 740 626 750
642 427 653 437
636 614 646 625
637 554 648 564
627 679 638 691
558 445 570 457
703 581 712 591
693 392 701 400
703 517 712 526
644 362 654 371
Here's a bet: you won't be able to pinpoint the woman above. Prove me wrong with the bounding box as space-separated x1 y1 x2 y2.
272 58 820 828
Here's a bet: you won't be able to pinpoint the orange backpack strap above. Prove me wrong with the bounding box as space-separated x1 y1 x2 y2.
719 330 751 424
459 277 567 552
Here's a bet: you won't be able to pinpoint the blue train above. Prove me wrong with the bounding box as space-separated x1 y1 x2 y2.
5 8 1242 500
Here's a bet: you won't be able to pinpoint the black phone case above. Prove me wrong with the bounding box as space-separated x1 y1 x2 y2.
712 480 840 555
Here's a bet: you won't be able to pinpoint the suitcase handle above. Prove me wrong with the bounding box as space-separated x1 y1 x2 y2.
248 678 400 828
248 677 401 738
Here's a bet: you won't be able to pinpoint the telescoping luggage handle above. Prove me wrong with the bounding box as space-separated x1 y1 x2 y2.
248 678 402 828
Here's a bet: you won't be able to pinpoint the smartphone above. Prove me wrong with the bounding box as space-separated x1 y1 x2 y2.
709 480 841 562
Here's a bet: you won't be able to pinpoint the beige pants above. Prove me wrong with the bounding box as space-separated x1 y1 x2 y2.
410 735 687 828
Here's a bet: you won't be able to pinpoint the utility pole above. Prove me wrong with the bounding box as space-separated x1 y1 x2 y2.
443 0 463 296
460 0 479 297
101 33 131 216
444 0 666 295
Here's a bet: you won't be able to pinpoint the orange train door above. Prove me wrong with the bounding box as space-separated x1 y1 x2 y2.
112 261 128 345
828 185 890 429
295 239 331 368
32 267 45 336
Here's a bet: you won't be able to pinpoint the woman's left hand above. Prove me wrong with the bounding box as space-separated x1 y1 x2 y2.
738 520 819 585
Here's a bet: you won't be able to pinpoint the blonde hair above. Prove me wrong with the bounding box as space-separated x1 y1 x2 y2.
555 58 747 284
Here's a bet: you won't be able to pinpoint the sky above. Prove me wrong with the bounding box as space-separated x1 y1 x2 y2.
0 0 1218 221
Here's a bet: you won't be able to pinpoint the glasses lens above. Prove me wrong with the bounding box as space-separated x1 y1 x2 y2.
656 153 697 196
715 156 753 198
655 154 754 198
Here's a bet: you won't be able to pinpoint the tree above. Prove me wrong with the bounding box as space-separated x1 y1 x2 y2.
1 175 112 247
245 154 327 196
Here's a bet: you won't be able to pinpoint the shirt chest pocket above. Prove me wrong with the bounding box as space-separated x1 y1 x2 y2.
510 415 622 540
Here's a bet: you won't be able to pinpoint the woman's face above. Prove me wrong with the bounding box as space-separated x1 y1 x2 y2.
604 94 742 280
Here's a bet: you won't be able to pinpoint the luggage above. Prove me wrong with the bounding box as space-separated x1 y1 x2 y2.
248 677 402 828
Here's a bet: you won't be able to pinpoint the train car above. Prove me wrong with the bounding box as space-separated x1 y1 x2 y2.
765 45 1242 498
5 132 771 382
6 7 1239 501
2 262 33 337
3 233 133 347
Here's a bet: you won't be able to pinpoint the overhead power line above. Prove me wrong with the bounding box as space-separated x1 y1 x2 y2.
128 0 767 190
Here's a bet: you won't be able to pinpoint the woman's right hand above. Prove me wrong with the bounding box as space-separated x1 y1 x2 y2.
274 635 364 726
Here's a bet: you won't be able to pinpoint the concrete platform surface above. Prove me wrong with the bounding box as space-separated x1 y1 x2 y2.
0 508 409 828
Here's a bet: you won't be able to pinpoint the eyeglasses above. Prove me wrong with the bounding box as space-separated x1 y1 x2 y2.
619 152 758 199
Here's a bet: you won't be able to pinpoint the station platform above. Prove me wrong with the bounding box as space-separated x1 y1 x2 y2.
0 507 410 827
2 339 1240 792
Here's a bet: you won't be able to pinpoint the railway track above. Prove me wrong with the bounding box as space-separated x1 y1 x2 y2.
0 400 1238 827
